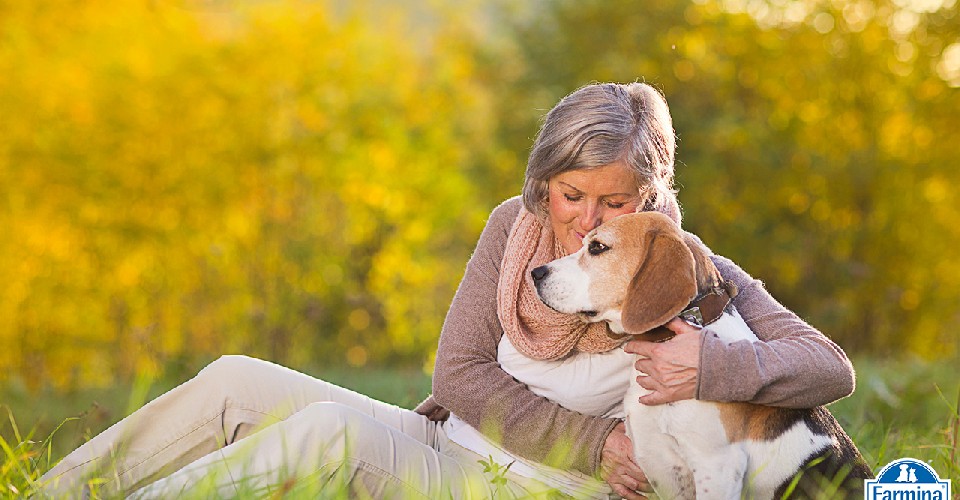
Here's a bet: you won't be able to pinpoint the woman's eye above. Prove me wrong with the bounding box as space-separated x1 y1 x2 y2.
606 202 626 209
564 194 583 202
588 240 610 255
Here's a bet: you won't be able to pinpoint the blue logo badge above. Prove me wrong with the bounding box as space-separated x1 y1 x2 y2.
865 458 951 500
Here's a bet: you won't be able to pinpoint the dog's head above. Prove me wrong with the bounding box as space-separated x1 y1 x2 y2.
532 212 721 335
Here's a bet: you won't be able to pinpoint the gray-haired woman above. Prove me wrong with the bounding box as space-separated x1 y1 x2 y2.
41 82 854 499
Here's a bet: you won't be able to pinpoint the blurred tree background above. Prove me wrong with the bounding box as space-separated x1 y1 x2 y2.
0 0 957 393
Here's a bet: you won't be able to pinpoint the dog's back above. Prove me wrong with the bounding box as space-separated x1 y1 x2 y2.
710 401 872 498
626 308 873 499
775 406 873 498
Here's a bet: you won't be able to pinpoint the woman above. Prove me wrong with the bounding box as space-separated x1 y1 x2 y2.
40 82 855 499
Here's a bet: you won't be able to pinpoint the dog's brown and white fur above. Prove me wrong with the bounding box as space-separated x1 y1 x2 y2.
533 212 871 499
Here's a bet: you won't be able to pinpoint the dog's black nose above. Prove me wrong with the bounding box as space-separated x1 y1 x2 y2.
531 265 549 283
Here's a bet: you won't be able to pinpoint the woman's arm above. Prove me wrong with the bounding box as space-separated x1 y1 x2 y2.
696 251 856 408
428 197 619 475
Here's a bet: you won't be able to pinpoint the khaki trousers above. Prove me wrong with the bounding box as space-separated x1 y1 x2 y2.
39 355 557 498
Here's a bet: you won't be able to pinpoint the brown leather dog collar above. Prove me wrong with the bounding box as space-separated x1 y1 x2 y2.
612 280 739 343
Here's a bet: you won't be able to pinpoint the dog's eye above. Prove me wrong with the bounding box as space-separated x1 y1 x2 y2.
588 240 609 256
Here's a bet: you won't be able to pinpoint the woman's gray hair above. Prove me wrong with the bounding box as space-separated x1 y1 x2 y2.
521 82 680 222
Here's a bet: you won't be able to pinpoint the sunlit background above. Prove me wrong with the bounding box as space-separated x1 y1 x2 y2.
2 0 958 393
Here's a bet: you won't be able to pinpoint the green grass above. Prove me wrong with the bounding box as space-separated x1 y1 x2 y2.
1 365 433 498
829 356 959 483
2 357 957 498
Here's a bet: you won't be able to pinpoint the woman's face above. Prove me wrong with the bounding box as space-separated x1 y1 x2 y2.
547 162 643 255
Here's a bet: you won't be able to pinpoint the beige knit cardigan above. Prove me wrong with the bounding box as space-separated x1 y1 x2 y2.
414 196 856 476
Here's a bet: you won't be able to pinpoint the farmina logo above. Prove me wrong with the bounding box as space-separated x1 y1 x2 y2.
865 458 951 500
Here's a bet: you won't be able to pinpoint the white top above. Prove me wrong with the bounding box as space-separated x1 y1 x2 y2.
497 333 634 418
445 334 634 498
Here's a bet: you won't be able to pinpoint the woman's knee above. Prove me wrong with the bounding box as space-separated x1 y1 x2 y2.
297 401 355 424
282 404 405 474
189 355 294 406
291 402 374 444
197 355 273 385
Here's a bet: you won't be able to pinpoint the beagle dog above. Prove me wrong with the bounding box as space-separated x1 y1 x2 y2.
532 212 872 499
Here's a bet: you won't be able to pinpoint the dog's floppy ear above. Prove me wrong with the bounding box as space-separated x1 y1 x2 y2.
683 232 723 292
621 229 699 334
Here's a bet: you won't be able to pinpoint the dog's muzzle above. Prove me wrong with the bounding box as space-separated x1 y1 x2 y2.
532 265 598 317
531 265 549 285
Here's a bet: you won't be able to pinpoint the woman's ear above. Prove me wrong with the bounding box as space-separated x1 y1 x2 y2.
621 230 699 334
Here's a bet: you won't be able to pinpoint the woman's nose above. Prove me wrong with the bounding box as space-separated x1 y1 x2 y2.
578 203 602 232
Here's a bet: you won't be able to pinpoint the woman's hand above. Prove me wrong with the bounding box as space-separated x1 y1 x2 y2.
623 318 702 405
600 422 651 499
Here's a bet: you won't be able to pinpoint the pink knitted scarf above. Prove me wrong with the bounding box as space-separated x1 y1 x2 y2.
496 207 622 360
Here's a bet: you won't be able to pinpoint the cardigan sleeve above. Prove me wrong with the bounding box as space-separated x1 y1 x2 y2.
694 243 856 408
423 197 619 476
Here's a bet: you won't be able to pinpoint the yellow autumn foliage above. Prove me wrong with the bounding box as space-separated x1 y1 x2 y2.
0 0 498 390
2 0 959 393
